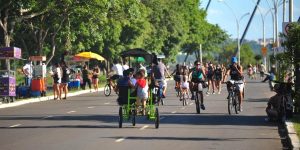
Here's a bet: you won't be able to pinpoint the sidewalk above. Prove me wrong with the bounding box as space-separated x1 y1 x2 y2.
0 87 104 109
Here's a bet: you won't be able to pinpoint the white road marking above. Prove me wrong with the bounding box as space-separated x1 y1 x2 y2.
9 124 21 128
42 115 53 119
160 117 166 120
171 111 177 114
67 111 76 114
139 125 149 130
87 106 95 109
189 103 193 106
115 137 126 142
181 107 186 110
104 102 110 105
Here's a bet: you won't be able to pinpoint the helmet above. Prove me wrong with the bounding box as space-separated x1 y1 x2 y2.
231 57 238 63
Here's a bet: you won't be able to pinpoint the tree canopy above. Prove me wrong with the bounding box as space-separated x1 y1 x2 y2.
0 0 228 64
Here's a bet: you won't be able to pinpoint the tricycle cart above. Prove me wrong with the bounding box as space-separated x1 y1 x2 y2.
0 47 21 103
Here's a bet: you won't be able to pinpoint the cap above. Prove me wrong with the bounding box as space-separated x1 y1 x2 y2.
231 57 238 63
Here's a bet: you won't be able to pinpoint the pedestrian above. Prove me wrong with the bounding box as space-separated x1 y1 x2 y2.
247 64 253 79
82 65 92 92
259 63 266 80
206 62 215 94
122 59 129 71
92 66 100 92
22 61 33 87
253 65 257 80
50 63 62 100
60 62 70 99
214 64 223 94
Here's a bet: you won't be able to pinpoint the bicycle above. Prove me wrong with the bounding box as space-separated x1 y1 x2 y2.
180 87 189 106
191 80 205 114
153 80 164 106
226 80 243 115
104 78 118 96
273 81 294 123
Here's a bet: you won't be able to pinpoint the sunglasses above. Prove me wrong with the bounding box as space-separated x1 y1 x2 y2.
196 64 201 65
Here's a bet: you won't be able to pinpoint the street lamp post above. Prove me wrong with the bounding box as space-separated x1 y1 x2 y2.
218 0 250 65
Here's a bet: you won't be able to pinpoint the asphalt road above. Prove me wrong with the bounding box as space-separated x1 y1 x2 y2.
0 79 284 150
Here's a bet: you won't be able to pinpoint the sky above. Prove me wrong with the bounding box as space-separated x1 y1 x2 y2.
200 0 300 41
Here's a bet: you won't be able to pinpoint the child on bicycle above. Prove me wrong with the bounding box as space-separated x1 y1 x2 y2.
180 76 190 100
136 71 148 115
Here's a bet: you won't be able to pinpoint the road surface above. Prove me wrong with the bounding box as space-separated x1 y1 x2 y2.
0 80 284 150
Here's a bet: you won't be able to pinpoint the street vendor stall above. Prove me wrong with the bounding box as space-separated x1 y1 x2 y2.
0 47 21 103
29 56 47 97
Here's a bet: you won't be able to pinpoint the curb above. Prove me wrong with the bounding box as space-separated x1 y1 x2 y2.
0 79 173 109
0 87 104 109
285 121 300 149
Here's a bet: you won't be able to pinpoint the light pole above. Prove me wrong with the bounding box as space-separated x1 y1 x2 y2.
218 0 250 65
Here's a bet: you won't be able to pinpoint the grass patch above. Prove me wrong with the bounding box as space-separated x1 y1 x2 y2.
292 115 300 137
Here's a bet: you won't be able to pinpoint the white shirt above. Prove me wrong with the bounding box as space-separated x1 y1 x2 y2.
112 64 123 76
181 81 189 89
23 63 33 78
122 64 129 71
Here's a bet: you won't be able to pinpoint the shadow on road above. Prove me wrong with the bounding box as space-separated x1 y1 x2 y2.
106 136 279 141
245 98 268 103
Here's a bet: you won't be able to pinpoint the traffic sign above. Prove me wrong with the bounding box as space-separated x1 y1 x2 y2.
261 47 267 56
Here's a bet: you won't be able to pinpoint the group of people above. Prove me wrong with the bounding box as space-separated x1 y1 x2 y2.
172 57 245 111
247 63 267 80
50 63 102 100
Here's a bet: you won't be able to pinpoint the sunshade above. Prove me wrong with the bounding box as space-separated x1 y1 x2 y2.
120 48 152 63
134 57 145 63
75 52 105 61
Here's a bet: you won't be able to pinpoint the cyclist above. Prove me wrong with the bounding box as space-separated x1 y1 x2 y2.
214 64 223 94
171 64 182 92
223 57 244 111
108 59 123 90
152 58 171 98
189 60 206 110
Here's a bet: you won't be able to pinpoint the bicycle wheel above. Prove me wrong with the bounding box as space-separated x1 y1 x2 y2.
155 108 159 129
195 92 200 114
118 107 123 128
228 93 234 115
104 84 111 96
234 94 240 114
182 93 185 106
132 109 136 126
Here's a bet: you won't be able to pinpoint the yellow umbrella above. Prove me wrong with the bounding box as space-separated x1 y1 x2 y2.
75 52 105 61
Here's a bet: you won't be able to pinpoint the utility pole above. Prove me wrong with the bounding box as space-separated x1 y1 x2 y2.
199 44 203 63
289 0 293 22
283 0 286 22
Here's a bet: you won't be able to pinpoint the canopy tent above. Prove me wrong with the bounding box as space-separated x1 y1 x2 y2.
120 48 152 64
75 52 105 61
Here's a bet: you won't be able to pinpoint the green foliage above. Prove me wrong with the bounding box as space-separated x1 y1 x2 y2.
1 0 228 64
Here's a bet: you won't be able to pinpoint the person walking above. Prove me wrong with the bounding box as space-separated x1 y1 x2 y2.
206 62 215 94
60 62 70 99
82 65 92 92
92 66 100 92
214 64 223 94
50 63 62 100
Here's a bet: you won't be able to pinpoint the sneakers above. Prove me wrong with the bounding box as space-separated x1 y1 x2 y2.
206 92 210 95
201 104 206 110
212 92 216 95
239 105 243 112
218 91 221 94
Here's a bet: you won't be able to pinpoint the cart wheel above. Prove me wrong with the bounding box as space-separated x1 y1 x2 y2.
132 110 136 126
119 107 123 128
10 97 15 103
104 84 111 96
155 108 159 129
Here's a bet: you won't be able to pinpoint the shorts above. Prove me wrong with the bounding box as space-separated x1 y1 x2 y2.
228 80 244 92
191 78 203 83
207 74 213 80
155 79 167 87
111 75 122 80
181 82 189 89
174 75 180 82
215 76 222 81
260 71 264 77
